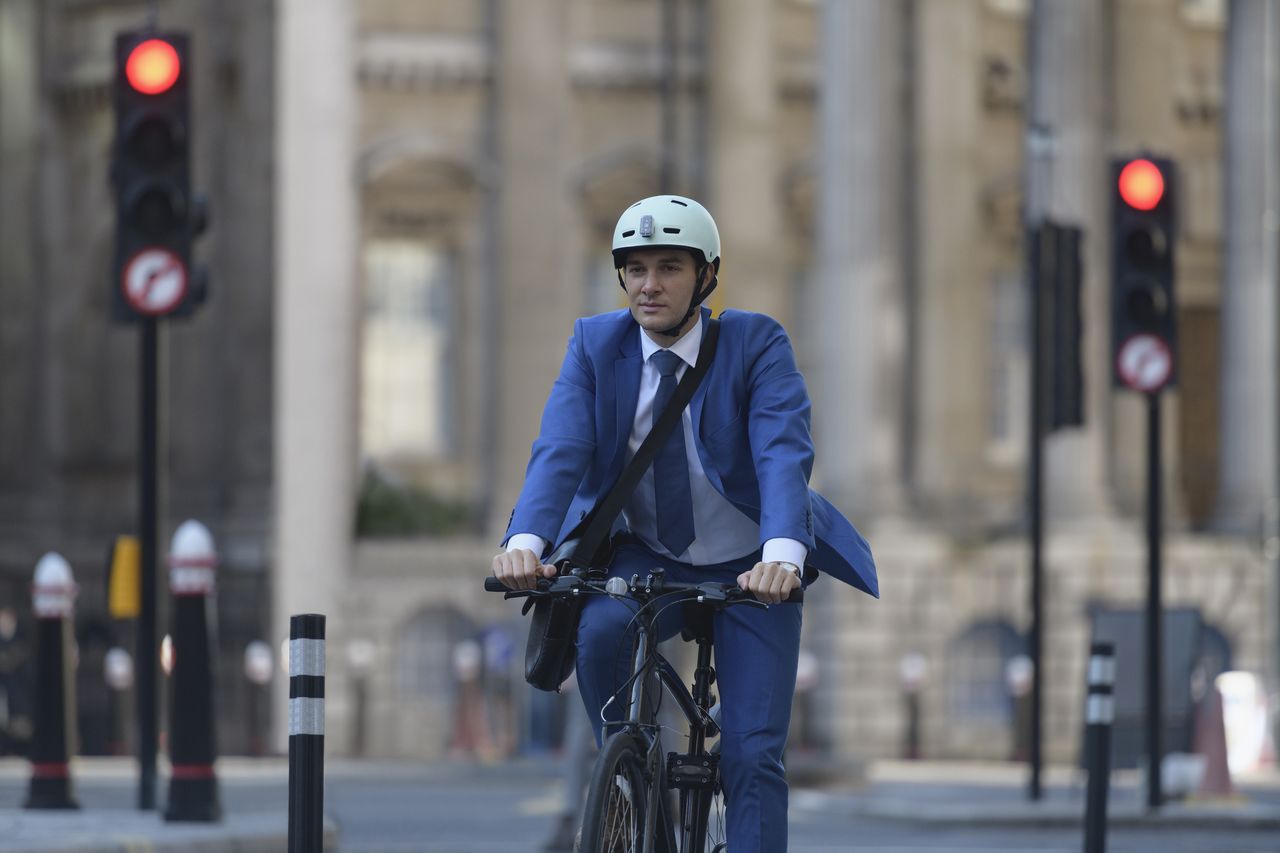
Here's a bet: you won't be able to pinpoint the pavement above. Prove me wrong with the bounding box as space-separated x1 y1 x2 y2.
0 755 1278 851
796 758 1280 830
0 757 335 853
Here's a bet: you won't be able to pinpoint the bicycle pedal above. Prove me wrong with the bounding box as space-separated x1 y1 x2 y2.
666 751 719 790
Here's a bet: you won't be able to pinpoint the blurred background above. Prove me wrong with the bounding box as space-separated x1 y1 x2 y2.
0 0 1275 788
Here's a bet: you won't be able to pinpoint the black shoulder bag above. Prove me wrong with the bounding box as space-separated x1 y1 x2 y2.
523 319 721 692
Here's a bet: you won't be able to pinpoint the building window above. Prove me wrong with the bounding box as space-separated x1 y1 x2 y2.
987 271 1027 466
360 239 455 463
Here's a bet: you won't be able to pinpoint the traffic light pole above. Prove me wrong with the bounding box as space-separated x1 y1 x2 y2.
138 317 159 810
112 28 199 810
1027 224 1046 802
1145 390 1163 809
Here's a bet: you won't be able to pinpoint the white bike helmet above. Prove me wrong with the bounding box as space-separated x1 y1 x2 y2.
611 195 721 336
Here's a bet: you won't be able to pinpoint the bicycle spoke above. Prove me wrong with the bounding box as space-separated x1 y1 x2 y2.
603 768 637 852
583 735 650 853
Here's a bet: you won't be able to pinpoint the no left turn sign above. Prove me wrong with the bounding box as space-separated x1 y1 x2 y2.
122 247 188 316
1116 333 1173 394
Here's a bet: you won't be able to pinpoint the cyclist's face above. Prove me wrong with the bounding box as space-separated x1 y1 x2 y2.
623 248 704 340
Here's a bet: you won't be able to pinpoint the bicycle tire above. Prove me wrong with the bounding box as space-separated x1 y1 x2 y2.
579 732 651 852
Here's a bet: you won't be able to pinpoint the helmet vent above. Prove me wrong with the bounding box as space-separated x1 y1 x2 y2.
663 227 681 234
670 199 688 207
621 229 636 238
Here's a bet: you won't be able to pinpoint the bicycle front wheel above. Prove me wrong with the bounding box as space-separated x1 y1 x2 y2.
579 732 651 853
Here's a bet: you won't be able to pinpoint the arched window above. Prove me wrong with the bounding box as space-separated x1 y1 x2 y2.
394 607 475 703
1197 622 1233 686
945 619 1026 724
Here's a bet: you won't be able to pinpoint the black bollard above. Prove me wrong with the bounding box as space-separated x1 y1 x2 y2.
1083 642 1116 853
289 614 326 853
164 520 222 822
25 553 80 810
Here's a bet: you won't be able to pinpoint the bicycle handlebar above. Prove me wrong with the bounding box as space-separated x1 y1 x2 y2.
483 573 804 604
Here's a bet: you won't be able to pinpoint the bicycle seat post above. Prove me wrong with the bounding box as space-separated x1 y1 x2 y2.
687 625 715 757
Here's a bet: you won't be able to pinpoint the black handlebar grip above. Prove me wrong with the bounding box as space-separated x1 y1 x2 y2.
484 577 510 592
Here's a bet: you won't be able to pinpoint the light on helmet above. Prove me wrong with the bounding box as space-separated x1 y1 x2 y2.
639 215 655 238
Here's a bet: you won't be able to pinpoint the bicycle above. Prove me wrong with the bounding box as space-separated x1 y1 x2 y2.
486 567 802 853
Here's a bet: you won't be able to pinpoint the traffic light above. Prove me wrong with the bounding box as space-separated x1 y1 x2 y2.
112 32 205 321
1110 156 1177 392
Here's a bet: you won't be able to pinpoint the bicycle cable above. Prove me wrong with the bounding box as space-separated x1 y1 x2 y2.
600 586 752 734
600 587 695 729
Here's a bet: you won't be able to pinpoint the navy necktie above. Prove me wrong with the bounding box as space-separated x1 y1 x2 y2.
650 350 696 558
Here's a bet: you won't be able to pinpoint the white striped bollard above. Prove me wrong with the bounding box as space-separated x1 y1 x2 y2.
1084 641 1115 853
25 553 80 809
165 520 222 821
289 614 325 853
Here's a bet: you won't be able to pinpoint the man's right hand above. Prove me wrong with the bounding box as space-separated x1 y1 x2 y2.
492 548 557 590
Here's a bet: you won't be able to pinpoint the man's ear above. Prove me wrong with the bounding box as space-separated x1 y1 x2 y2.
706 263 720 287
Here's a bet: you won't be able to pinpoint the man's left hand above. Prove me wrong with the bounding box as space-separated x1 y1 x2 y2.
737 561 801 605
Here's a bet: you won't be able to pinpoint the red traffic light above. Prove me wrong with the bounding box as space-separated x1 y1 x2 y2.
125 39 181 95
1117 159 1165 211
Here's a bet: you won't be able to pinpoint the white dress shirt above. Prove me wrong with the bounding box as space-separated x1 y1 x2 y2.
510 321 807 569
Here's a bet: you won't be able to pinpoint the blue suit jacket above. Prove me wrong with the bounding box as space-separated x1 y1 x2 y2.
504 307 878 597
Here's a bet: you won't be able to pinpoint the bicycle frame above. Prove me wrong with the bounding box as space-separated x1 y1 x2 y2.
605 601 722 853
484 570 796 852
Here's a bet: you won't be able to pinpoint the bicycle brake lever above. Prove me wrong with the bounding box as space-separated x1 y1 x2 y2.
696 583 729 602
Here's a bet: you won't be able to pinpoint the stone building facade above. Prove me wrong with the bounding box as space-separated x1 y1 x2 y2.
1 0 1274 765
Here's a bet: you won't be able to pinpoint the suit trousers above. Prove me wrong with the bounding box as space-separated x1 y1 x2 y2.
575 538 803 853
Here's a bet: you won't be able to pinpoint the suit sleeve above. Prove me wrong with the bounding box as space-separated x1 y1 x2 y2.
745 317 817 552
502 319 598 548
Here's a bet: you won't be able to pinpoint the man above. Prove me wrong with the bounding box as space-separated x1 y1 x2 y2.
492 194 877 851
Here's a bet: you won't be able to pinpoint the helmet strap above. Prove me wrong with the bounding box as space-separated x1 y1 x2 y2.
654 261 717 338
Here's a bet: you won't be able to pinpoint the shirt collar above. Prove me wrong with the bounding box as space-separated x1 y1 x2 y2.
640 315 703 369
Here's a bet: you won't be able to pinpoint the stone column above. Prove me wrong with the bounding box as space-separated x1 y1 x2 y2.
913 0 987 523
0 0 41 496
812 0 906 519
492 0 574 529
1214 0 1280 533
809 0 909 759
706 0 788 326
273 0 357 750
1027 0 1114 523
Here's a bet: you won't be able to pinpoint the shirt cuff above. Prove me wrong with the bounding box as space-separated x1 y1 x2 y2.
762 538 808 571
506 533 549 557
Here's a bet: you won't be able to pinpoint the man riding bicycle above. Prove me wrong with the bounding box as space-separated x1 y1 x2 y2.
492 194 878 852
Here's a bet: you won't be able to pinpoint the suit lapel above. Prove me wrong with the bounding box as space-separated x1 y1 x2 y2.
686 310 726 493
611 329 642 475
689 310 713 441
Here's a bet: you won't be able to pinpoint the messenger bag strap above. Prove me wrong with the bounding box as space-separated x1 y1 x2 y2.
567 318 721 568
